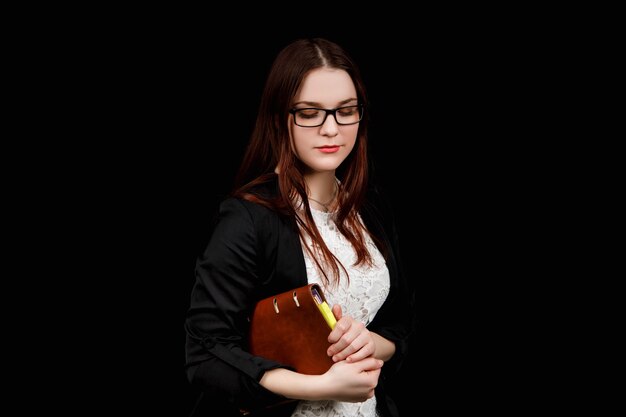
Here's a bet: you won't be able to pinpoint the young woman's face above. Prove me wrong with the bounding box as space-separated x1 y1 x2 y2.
289 68 359 174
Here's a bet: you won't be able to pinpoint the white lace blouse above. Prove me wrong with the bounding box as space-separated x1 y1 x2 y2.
291 207 390 417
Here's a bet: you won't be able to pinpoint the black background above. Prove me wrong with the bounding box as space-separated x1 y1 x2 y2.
59 18 551 416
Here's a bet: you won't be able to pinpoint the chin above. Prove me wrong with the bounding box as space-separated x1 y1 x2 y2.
300 153 348 172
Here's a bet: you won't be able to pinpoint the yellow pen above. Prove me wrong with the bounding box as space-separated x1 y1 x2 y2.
312 286 337 329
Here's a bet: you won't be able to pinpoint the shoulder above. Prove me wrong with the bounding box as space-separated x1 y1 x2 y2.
221 175 278 210
217 181 288 233
203 198 280 256
220 176 283 219
217 196 276 226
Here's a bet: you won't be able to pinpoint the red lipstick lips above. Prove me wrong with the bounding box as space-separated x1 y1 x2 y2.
317 146 340 153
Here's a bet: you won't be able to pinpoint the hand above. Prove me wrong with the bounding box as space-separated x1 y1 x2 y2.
259 358 382 403
322 357 383 402
326 304 376 363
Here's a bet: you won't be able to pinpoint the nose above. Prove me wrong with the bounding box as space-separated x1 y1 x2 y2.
319 112 339 137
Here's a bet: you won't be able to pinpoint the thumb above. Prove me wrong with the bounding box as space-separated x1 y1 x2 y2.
332 304 342 320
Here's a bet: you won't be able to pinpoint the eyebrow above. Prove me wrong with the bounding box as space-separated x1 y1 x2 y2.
292 98 358 108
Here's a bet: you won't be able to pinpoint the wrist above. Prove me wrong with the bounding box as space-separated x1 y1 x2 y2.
260 368 328 401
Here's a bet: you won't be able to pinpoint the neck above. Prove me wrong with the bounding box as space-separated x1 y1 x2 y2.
306 175 338 212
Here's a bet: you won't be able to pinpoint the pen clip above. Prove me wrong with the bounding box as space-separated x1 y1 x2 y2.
311 286 323 304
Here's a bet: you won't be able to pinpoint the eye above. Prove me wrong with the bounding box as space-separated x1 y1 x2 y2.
298 109 322 119
337 106 358 116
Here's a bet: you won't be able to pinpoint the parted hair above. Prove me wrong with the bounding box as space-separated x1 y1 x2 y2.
232 37 378 287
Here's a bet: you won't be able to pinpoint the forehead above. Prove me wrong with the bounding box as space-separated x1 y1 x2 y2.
295 68 357 105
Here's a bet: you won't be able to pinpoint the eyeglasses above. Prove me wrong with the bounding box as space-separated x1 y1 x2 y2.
289 105 364 127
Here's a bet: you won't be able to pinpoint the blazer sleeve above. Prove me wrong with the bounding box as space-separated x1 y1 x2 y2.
184 197 290 411
363 191 417 379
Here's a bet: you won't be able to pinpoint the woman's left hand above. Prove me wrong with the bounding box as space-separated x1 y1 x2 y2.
326 304 376 363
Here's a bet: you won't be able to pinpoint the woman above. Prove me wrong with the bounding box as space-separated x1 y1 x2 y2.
185 37 415 417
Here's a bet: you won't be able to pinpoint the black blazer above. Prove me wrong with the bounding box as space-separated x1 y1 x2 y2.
185 180 415 417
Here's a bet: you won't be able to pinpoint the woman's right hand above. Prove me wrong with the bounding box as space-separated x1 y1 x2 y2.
259 356 383 402
320 357 383 402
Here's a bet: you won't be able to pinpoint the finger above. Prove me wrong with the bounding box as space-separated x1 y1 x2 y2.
332 304 342 320
355 357 384 372
331 331 361 361
346 339 375 362
330 319 369 359
327 318 361 356
327 315 352 344
335 332 372 362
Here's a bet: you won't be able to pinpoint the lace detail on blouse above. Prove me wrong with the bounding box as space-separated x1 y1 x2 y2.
291 208 390 417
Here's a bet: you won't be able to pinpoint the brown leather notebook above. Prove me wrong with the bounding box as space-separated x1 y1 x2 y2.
248 283 336 375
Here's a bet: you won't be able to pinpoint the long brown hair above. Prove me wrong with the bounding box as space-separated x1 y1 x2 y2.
232 37 375 287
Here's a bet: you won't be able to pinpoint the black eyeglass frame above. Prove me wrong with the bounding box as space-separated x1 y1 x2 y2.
289 104 364 127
